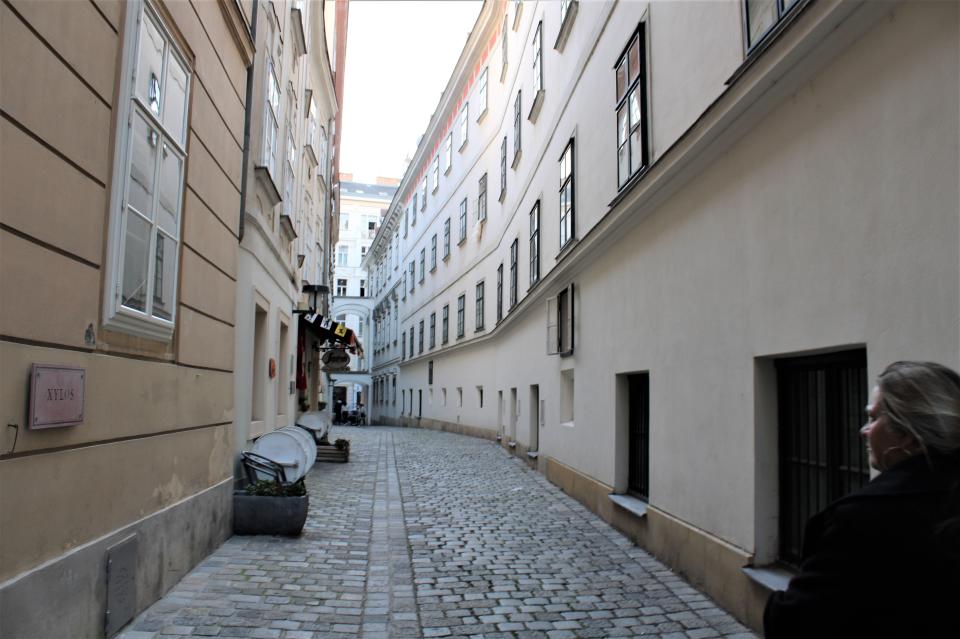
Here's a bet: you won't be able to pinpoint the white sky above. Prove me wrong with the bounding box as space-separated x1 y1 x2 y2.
340 1 483 183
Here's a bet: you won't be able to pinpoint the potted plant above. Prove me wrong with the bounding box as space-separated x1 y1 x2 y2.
316 437 350 463
233 454 309 535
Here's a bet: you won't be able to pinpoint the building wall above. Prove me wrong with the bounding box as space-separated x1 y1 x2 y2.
367 0 959 630
0 0 251 636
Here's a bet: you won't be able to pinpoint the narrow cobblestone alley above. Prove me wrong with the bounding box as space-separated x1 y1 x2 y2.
121 427 756 639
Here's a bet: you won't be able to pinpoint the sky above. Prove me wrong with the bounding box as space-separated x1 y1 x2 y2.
339 1 483 183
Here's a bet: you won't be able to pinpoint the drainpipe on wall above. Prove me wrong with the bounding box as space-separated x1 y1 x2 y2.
238 0 259 242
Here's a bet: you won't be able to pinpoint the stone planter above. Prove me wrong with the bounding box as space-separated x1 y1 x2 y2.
315 442 349 463
233 492 308 536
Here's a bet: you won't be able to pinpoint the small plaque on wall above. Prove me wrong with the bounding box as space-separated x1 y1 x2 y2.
29 364 85 429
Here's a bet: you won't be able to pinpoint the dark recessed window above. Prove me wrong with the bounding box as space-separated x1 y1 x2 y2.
615 25 649 188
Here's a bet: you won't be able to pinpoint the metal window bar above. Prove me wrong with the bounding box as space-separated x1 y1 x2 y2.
627 373 650 499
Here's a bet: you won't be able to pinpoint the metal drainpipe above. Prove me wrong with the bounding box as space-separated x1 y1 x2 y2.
238 0 259 242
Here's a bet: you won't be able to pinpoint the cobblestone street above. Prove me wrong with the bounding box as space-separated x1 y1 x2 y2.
121 427 756 639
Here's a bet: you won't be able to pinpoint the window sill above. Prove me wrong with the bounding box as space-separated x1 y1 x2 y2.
607 164 651 209
254 165 282 206
608 493 648 519
527 89 545 124
457 237 467 247
554 1 579 52
444 166 452 176
103 308 175 343
443 254 450 262
511 150 522 170
560 420 574 428
499 189 506 203
476 107 488 124
430 266 436 273
555 236 579 262
742 565 794 593
459 139 468 152
500 62 508 83
526 451 539 459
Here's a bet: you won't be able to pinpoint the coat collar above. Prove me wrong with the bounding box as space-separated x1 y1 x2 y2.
838 454 959 503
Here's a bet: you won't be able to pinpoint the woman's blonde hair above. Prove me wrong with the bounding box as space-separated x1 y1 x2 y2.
878 361 960 461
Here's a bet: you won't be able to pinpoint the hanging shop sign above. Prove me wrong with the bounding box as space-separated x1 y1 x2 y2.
321 349 351 371
29 364 85 429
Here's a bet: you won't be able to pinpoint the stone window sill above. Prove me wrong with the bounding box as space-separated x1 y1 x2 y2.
608 493 648 519
742 565 794 593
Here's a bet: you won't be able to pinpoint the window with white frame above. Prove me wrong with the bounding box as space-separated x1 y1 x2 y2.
559 139 575 248
419 248 425 282
263 59 281 178
513 92 522 162
496 263 504 323
616 25 649 188
429 312 436 348
430 234 437 271
336 278 347 296
444 133 453 173
106 0 191 338
420 179 427 210
443 218 451 258
509 238 518 309
478 67 488 117
431 157 440 192
475 281 485 331
418 319 424 354
409 261 415 291
560 0 575 24
337 245 349 266
478 173 487 222
500 136 507 200
532 21 543 94
501 15 509 80
529 202 540 286
547 283 575 355
458 198 467 244
459 105 469 149
457 294 466 338
404 206 410 235
442 304 449 343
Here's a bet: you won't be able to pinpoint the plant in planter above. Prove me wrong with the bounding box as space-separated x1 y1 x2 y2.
316 437 350 463
233 454 309 536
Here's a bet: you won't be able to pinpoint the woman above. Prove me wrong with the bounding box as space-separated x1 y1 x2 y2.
764 361 960 638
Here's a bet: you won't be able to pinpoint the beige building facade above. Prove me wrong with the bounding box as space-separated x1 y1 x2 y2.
0 0 254 637
365 0 959 630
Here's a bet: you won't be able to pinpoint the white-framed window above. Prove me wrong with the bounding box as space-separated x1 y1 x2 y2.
444 133 453 173
457 294 466 338
529 201 540 285
430 234 437 270
443 218 451 258
337 245 349 266
420 179 427 210
616 25 649 188
419 248 425 282
500 136 507 200
547 283 575 355
336 278 348 296
501 15 509 81
559 139 575 248
533 20 543 93
262 59 281 178
478 67 488 118
561 0 573 24
431 156 440 192
459 105 469 149
475 281 485 331
283 128 295 214
458 198 467 244
513 91 522 162
478 173 487 222
104 0 191 340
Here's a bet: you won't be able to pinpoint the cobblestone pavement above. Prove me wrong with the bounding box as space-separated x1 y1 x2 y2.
121 426 756 639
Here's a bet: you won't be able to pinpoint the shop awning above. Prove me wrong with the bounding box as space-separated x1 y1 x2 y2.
300 312 364 357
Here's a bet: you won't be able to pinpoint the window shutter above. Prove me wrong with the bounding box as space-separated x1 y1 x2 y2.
546 295 559 355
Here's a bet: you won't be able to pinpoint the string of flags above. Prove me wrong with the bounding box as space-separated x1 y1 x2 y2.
302 312 364 357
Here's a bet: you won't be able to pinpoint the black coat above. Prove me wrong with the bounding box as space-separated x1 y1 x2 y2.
764 454 960 638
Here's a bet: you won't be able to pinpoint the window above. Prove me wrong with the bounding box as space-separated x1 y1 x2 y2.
420 179 427 210
283 128 295 215
616 26 649 188
459 105 469 149
509 239 518 309
361 245 368 258
478 386 484 408
410 326 414 357
559 139 575 248
106 1 191 338
478 174 488 222
512 91 522 165
402 330 406 359
359 279 366 297
477 67 488 118
405 206 410 235
442 305 449 344
409 261 415 291
337 245 348 266
501 15 509 80
443 218 451 258
457 294 466 338
262 58 281 179
496 263 504 323
627 373 650 499
444 133 453 173
336 278 347 296
431 157 440 192
419 248 425 282
458 198 467 244
745 0 802 51
532 21 543 94
428 361 434 385
547 283 575 355
430 235 437 270
529 202 540 286
475 281 485 331
775 349 869 567
560 0 575 25
418 320 424 354
341 213 349 230
429 312 436 348
410 199 416 227
500 136 507 201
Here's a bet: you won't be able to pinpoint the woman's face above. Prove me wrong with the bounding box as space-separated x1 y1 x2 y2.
860 386 916 471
